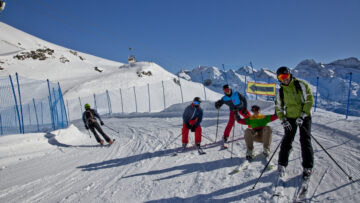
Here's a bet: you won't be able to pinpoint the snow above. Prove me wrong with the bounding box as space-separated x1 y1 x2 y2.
0 22 360 203
0 102 359 202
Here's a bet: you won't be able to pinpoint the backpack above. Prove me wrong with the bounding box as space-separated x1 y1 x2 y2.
279 77 303 106
84 109 97 124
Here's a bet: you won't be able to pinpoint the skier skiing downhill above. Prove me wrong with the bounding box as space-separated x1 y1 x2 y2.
215 84 250 144
182 97 204 153
275 66 314 180
237 105 278 160
82 104 113 146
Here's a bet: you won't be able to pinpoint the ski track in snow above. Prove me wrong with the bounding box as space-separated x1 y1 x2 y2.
0 112 359 203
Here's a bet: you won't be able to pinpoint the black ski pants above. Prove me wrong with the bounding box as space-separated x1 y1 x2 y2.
89 122 111 143
278 117 314 169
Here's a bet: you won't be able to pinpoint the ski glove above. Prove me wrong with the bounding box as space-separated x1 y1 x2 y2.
190 125 196 132
296 113 306 127
185 123 192 129
85 125 89 130
281 119 292 131
215 100 222 109
100 121 104 126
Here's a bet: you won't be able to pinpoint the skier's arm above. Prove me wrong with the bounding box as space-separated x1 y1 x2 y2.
215 99 224 109
194 109 203 128
300 81 314 116
275 91 285 120
93 110 103 122
182 107 191 128
238 93 248 116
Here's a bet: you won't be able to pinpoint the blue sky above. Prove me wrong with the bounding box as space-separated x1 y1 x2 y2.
1 0 359 73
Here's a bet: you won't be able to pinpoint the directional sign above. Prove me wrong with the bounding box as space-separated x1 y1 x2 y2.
246 81 276 96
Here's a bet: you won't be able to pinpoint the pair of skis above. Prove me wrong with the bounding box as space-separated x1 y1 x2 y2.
228 153 274 175
272 173 310 202
171 145 206 156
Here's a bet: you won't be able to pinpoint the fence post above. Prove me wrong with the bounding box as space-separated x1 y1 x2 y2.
106 90 112 115
78 97 83 113
41 102 43 125
133 86 138 113
93 93 97 110
119 88 124 114
9 75 22 134
162 80 166 110
33 98 40 132
178 75 184 103
52 88 59 129
66 100 70 123
201 72 207 101
346 72 352 119
58 82 68 127
47 79 55 130
28 104 31 126
0 114 3 135
147 84 151 112
15 73 24 133
314 77 319 112
244 75 247 98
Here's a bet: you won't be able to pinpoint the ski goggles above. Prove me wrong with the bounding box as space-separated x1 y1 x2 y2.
193 101 200 105
277 73 290 81
223 88 231 93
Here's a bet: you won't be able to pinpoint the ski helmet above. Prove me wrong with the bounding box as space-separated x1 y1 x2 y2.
222 84 230 90
84 103 90 109
193 97 202 103
276 66 292 81
251 105 260 112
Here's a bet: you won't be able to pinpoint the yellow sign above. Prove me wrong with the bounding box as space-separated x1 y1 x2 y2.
246 81 276 96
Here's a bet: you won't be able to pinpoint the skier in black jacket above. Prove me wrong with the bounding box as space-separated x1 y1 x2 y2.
82 104 113 145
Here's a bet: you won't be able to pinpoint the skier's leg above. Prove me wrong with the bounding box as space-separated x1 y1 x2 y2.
299 117 314 169
89 124 102 143
224 111 235 139
278 119 297 167
262 126 273 152
194 125 202 145
244 128 255 152
182 123 189 145
94 122 111 142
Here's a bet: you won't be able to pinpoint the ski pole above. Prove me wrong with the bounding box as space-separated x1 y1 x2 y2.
87 129 91 138
164 133 182 149
215 108 220 143
231 121 236 159
302 127 353 181
251 136 284 190
104 124 119 134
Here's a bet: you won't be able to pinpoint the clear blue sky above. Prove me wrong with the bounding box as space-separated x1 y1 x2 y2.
1 0 360 73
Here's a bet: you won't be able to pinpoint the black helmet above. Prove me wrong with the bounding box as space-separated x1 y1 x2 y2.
251 105 260 112
193 97 202 103
222 84 230 90
276 66 291 76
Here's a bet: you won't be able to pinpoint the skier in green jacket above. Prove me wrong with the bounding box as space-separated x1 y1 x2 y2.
237 105 278 160
275 66 314 180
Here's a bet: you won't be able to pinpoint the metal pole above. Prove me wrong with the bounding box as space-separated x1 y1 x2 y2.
201 72 207 101
178 75 184 103
93 93 97 110
16 73 24 133
147 84 151 112
162 80 166 110
119 88 124 114
33 98 40 131
133 86 138 113
9 75 22 134
314 77 319 112
106 90 112 115
346 72 352 119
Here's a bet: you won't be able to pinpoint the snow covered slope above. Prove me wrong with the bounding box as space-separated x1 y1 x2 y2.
0 102 359 202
